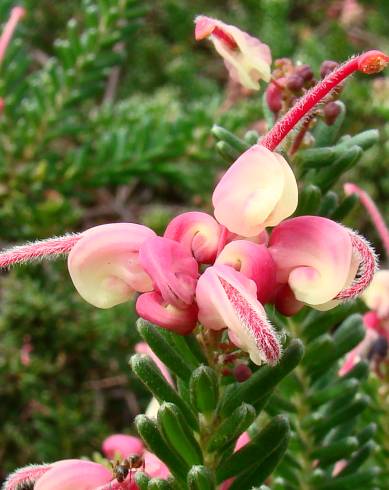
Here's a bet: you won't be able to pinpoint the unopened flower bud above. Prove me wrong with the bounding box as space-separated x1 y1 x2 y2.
286 74 305 92
323 101 342 125
295 64 314 81
234 364 252 382
320 60 339 78
265 82 283 113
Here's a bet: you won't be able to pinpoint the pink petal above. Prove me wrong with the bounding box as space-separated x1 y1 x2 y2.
215 240 276 304
136 291 198 334
102 434 144 460
139 237 198 308
144 451 170 479
212 145 297 237
34 460 112 490
68 223 156 308
164 211 222 264
363 270 389 320
269 216 354 308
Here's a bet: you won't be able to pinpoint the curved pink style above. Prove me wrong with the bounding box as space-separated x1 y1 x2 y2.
0 6 26 65
215 240 277 304
164 211 222 264
136 291 198 334
212 145 298 237
344 182 389 257
68 223 156 309
339 327 379 376
139 236 198 308
196 265 281 365
269 216 371 310
102 434 144 460
194 15 271 90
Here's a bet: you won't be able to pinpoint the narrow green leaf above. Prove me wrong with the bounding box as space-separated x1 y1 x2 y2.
158 402 203 467
229 431 290 489
187 466 216 490
148 478 173 489
219 340 304 416
318 467 380 489
295 184 322 216
302 334 336 369
312 437 358 466
135 415 188 483
337 441 376 477
211 125 250 153
356 423 377 445
135 472 150 490
190 365 219 414
216 415 290 482
137 319 192 382
159 329 205 368
207 403 255 452
318 191 338 217
216 141 240 161
307 378 359 407
130 354 198 430
330 194 358 221
340 129 379 150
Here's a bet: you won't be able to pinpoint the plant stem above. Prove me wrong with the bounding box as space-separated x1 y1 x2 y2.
261 51 389 152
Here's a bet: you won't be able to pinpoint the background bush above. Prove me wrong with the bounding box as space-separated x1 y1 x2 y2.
0 0 388 479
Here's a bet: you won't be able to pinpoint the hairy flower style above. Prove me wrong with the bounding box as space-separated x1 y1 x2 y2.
2 463 51 490
269 216 377 311
344 182 389 257
212 145 298 237
363 270 389 320
102 434 144 460
194 15 271 90
196 265 281 365
67 224 155 309
215 240 277 304
0 6 25 65
164 211 223 264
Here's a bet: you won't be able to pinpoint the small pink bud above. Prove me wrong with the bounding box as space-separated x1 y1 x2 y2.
323 101 342 125
265 81 283 113
320 60 339 78
233 364 252 382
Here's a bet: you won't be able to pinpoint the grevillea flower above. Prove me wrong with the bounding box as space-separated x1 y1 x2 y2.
269 216 377 311
164 211 222 264
212 145 298 237
196 264 281 365
68 224 156 308
194 15 271 90
136 236 199 334
363 270 389 320
215 240 277 304
102 434 144 460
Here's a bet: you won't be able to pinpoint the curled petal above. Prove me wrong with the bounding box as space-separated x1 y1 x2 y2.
212 145 298 237
164 211 222 264
139 237 198 308
195 16 271 90
196 265 281 365
3 463 51 490
136 291 198 334
215 240 276 303
269 216 355 308
102 434 144 460
68 224 156 308
362 269 389 320
34 460 112 490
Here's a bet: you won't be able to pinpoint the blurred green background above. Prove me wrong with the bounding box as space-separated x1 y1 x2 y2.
0 0 388 477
